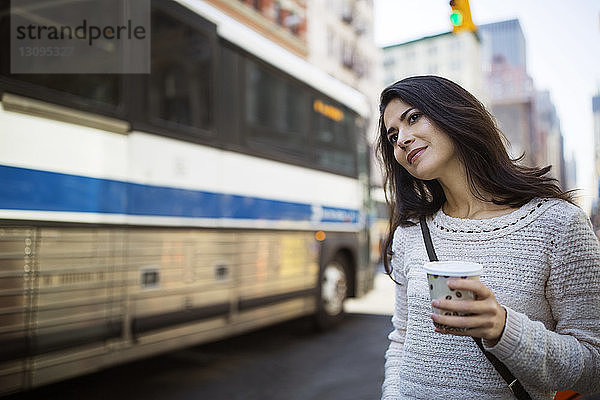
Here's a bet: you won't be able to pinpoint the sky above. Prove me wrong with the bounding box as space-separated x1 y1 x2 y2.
373 0 600 211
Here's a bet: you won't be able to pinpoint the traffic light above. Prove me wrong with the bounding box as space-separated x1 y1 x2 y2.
449 0 477 33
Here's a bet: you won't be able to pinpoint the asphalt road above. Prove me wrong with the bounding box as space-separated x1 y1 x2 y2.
5 313 392 400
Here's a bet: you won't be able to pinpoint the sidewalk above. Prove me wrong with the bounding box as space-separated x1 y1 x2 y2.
345 272 396 316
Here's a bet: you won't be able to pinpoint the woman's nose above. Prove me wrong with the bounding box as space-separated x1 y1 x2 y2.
398 136 415 149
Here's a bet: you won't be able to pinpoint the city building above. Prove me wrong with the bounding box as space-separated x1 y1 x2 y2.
203 0 309 57
563 153 578 196
479 19 567 184
479 20 536 166
479 19 526 71
381 31 486 104
306 0 380 95
534 90 565 184
484 56 535 165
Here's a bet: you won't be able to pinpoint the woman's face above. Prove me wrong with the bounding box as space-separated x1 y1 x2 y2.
382 98 462 182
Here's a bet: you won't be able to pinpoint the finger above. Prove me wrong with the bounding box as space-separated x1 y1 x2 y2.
432 298 496 315
446 278 483 291
435 326 471 336
447 279 492 299
431 312 492 331
435 326 489 338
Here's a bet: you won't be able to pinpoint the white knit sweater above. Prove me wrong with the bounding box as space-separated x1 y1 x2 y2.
382 198 600 400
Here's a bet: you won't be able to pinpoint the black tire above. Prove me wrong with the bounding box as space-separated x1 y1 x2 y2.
314 254 349 330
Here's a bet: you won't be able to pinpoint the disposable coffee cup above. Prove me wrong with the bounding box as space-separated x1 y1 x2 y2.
423 261 483 331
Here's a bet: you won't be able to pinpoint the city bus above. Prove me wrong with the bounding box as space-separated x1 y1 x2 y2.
0 0 375 394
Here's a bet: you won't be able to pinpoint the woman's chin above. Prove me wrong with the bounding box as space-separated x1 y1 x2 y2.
407 167 435 181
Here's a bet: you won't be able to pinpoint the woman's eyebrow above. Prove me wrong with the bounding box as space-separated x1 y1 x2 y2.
385 107 416 135
400 107 415 121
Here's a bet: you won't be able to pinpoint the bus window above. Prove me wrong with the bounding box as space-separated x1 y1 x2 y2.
146 7 213 132
312 99 357 177
243 58 309 159
0 2 121 113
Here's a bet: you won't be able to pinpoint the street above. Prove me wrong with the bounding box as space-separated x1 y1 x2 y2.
4 274 396 400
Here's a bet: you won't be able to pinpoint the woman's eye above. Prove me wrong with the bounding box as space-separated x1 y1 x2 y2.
408 113 421 124
388 133 398 144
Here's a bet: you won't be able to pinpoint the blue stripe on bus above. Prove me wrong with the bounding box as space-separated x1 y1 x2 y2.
0 165 128 214
0 165 358 223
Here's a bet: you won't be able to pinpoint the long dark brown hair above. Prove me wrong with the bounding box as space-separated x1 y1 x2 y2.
375 76 575 277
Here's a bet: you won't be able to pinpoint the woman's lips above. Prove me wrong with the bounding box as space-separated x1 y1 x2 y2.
407 147 427 164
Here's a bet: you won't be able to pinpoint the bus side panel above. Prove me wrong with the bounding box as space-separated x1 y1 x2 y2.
0 226 321 394
124 228 234 350
0 227 33 394
234 231 319 328
24 228 123 389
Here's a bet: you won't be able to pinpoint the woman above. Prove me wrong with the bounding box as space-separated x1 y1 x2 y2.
377 76 600 399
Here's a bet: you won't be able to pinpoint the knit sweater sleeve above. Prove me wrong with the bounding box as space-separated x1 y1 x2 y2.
486 206 600 394
382 226 408 400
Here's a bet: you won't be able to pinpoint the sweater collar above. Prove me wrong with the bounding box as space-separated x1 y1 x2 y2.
430 197 550 236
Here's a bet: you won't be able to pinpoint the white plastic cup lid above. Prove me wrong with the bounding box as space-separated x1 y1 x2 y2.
423 261 482 277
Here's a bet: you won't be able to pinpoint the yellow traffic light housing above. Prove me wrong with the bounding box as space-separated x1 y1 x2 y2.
449 0 477 33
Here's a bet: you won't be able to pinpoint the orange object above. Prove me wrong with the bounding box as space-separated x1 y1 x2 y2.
554 390 582 400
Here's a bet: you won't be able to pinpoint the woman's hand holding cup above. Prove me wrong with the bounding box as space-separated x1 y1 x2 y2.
431 278 506 346
423 261 506 346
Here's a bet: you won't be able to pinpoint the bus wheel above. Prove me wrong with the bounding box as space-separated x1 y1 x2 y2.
315 255 349 329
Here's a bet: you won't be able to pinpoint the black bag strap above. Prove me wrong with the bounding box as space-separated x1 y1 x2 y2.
419 216 532 400
419 216 439 262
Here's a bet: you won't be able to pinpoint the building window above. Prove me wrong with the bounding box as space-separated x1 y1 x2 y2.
285 13 301 35
383 57 395 67
341 41 354 69
275 2 283 25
